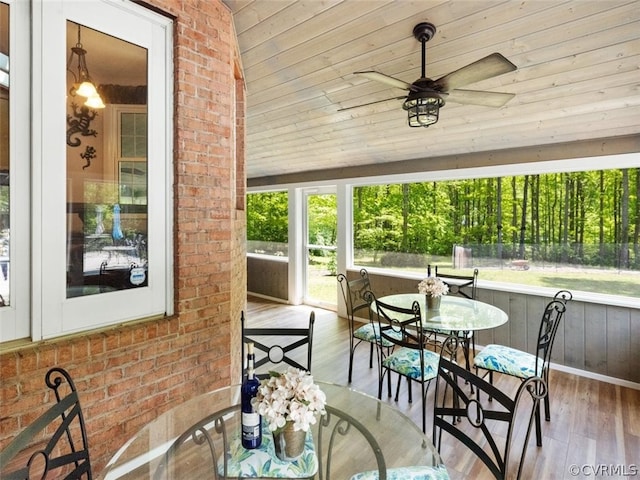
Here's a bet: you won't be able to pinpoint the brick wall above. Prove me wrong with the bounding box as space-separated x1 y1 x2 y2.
0 0 246 473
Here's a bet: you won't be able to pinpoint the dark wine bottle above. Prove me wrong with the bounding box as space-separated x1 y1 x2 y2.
241 342 262 449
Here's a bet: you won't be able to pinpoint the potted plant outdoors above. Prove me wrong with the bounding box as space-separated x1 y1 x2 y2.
254 367 327 461
418 276 449 311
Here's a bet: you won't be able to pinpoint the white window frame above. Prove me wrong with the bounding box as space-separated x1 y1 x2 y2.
0 0 174 343
0 0 31 341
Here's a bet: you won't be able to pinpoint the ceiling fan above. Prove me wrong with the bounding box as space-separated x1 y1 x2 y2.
340 22 517 127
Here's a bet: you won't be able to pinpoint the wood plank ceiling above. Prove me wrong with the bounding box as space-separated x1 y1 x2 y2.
223 0 640 184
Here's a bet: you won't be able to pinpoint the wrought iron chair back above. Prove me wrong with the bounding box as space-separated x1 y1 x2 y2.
316 405 386 480
433 265 479 299
424 266 480 371
338 269 376 382
371 294 425 352
241 310 315 379
434 356 545 480
0 368 92 480
338 268 371 322
153 405 236 480
365 290 443 433
473 290 571 447
535 291 571 383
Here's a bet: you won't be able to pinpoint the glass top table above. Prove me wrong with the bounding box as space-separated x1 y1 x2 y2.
374 294 508 332
101 381 444 479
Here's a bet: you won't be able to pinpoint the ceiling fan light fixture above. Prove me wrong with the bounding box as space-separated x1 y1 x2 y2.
403 91 444 127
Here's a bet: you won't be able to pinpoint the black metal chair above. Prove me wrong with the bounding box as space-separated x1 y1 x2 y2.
365 290 451 434
316 404 387 479
433 356 545 480
0 368 92 480
241 310 315 379
153 404 236 480
338 269 399 383
473 290 572 446
424 265 479 371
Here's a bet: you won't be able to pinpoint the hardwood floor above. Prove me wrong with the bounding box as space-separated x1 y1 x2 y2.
246 296 640 480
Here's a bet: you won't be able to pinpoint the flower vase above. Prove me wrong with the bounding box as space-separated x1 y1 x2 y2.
426 295 441 311
273 422 306 461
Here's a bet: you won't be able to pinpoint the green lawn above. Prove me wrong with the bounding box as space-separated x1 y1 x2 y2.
306 254 640 305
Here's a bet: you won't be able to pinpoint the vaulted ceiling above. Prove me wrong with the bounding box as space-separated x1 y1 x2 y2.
224 0 640 185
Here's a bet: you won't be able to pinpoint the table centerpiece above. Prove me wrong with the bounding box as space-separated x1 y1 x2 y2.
418 276 449 311
254 367 326 461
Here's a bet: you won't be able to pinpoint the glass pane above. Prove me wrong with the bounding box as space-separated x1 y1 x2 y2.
246 191 289 256
66 21 148 298
306 193 337 304
120 112 147 157
119 161 147 205
0 2 10 307
352 172 640 299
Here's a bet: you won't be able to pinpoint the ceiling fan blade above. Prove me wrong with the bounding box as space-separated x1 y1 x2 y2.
338 95 407 112
354 71 416 92
434 53 516 92
446 89 515 107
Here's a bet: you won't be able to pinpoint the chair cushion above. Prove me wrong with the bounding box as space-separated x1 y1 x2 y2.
349 464 450 480
473 344 543 379
354 323 402 348
382 348 440 381
219 424 318 478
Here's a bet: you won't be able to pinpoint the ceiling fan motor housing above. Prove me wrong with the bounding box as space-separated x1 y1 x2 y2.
413 22 436 43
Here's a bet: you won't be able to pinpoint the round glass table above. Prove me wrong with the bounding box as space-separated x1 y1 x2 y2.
374 294 508 332
101 381 445 479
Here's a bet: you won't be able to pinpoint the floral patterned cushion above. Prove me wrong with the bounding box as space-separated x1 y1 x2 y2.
382 347 440 380
473 344 543 379
354 323 402 348
219 423 318 478
350 464 450 480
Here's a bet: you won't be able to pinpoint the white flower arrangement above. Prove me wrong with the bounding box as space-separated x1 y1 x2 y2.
418 276 449 297
254 367 327 433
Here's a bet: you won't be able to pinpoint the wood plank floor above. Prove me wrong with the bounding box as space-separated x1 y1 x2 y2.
246 296 640 480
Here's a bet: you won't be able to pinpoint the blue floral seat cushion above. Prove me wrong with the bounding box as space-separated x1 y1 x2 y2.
350 464 450 480
218 423 318 478
354 323 402 348
473 344 543 379
382 347 440 381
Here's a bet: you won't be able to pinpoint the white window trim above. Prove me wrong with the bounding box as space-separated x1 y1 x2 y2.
0 0 31 342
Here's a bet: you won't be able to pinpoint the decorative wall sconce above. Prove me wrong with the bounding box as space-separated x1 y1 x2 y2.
67 24 105 109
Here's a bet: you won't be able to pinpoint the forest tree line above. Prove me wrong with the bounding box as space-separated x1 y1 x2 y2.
247 167 640 270
354 168 639 269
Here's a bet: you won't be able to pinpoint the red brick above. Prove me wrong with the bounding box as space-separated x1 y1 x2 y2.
2 1 244 474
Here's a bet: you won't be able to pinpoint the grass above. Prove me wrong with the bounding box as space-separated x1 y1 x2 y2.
306 254 640 305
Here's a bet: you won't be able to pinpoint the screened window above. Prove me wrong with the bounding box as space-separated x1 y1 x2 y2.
247 191 289 257
352 168 640 299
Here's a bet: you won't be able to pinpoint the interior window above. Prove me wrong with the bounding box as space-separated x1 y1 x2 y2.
65 21 148 298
